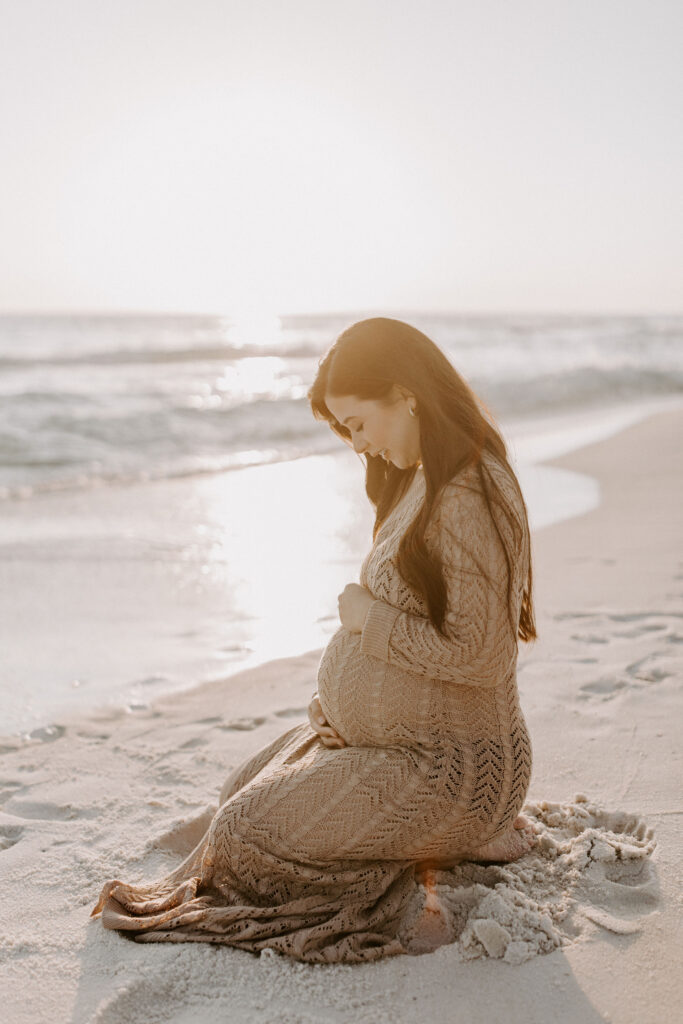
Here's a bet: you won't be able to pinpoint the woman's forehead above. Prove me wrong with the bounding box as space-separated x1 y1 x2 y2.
324 394 376 422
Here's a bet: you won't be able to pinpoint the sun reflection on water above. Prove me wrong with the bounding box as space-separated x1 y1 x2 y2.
214 357 299 402
187 453 375 666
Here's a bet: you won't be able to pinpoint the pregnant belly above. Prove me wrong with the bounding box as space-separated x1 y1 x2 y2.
316 626 425 747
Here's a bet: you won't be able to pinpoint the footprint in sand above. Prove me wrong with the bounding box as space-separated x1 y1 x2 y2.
625 653 673 683
579 643 674 701
554 610 678 702
274 707 308 719
613 623 667 639
134 675 171 687
608 611 683 624
0 780 24 804
22 724 66 743
0 820 24 851
219 717 267 732
579 677 628 701
557 610 682 631
179 736 209 750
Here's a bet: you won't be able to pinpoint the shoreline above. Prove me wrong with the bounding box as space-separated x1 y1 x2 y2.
0 406 681 1022
3 391 680 505
3 394 681 739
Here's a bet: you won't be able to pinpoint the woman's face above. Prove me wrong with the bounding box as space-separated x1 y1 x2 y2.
324 388 421 469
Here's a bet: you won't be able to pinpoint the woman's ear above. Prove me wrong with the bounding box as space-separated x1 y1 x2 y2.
393 384 415 404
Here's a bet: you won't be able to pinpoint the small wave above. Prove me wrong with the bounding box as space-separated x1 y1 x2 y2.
0 437 340 501
2 313 682 501
0 340 324 370
472 366 683 418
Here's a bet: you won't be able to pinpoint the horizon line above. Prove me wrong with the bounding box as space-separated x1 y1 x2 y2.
0 306 681 320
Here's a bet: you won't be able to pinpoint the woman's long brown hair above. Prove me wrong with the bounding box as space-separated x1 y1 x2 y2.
307 317 537 643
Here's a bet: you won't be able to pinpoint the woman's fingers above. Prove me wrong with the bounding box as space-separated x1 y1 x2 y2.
307 695 325 725
308 714 333 736
313 721 346 746
320 735 346 748
307 697 324 728
308 697 337 735
307 694 346 747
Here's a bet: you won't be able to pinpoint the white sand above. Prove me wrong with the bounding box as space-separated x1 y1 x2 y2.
1 409 681 1023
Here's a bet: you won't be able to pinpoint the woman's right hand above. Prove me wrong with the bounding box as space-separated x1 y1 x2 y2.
307 693 346 749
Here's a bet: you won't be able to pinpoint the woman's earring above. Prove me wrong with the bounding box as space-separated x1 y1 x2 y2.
409 405 417 417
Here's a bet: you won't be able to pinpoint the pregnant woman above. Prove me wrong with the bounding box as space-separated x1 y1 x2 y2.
90 317 536 962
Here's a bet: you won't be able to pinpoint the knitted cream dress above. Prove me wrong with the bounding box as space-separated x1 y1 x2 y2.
91 451 532 962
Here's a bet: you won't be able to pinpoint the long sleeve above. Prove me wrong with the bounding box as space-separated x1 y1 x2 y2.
359 474 519 686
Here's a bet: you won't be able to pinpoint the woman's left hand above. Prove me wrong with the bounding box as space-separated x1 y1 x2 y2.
338 583 376 633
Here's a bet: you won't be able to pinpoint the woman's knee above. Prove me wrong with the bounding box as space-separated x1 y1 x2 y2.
218 764 246 806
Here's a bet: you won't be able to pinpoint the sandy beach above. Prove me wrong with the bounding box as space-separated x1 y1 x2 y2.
1 407 681 1024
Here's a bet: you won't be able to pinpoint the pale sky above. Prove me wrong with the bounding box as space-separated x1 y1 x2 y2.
0 0 681 316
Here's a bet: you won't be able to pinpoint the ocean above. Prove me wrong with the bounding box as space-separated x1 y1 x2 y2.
2 312 682 499
2 312 682 737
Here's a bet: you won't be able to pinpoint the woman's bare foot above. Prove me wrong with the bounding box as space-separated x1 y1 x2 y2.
413 815 537 879
465 817 536 864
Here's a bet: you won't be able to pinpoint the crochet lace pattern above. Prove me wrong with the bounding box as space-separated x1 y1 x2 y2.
91 451 533 962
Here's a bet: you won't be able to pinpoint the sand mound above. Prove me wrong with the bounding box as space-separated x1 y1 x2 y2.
401 794 658 963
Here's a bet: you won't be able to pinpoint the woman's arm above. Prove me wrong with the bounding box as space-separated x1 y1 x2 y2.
359 480 517 686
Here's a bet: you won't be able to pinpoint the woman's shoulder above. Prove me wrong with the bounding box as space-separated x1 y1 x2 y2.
439 450 519 501
436 456 486 506
427 462 486 540
431 450 524 534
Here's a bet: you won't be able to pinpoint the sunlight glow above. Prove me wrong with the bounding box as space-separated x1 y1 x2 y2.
215 357 289 402
189 453 375 664
224 312 284 350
